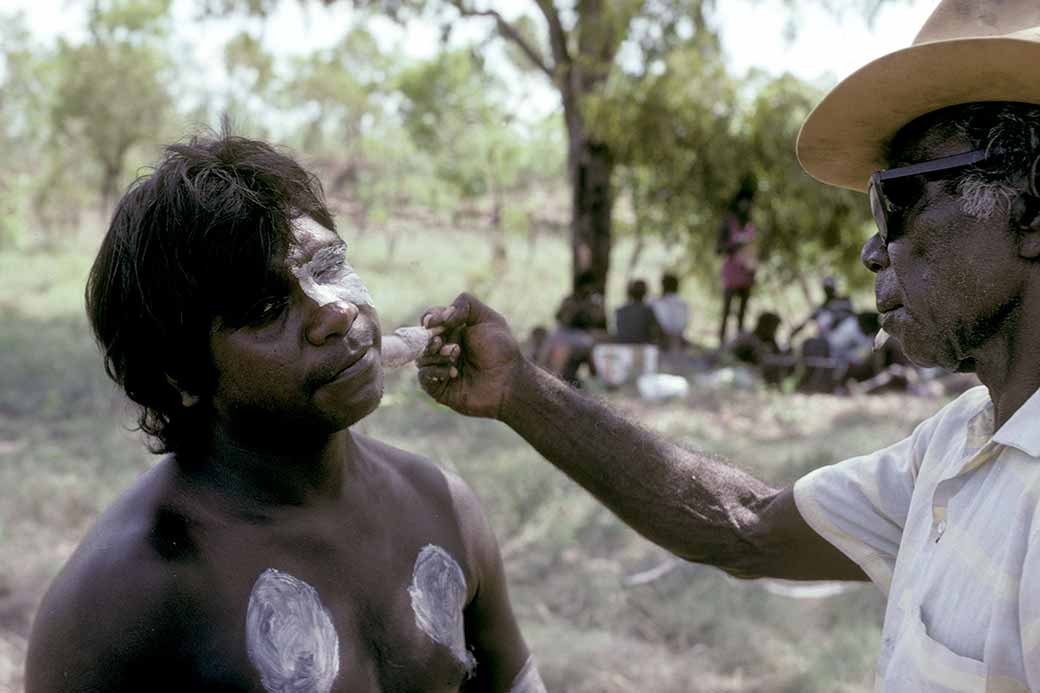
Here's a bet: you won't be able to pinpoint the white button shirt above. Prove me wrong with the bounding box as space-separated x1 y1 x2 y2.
794 385 1040 691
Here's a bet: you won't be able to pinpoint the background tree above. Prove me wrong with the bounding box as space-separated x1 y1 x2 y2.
0 13 55 245
398 48 532 263
51 0 175 213
334 0 899 295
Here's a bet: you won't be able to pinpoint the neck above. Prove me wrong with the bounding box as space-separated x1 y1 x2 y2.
179 426 359 508
971 291 1040 428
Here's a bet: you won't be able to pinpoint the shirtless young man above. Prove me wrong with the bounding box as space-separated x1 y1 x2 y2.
25 133 545 693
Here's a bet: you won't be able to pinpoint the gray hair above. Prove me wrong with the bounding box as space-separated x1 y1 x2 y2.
952 103 1040 219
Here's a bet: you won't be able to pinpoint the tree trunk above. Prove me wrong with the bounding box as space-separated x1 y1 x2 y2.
100 164 121 219
490 196 507 267
567 124 614 295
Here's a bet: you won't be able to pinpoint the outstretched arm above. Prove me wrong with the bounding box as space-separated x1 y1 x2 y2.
419 293 865 582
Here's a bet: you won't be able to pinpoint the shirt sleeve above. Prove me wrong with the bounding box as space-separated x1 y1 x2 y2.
793 414 940 595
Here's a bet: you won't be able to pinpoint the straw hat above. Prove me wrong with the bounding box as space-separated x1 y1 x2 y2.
797 0 1040 192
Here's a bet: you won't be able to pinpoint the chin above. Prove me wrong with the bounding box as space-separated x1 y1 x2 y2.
337 374 384 429
898 334 959 371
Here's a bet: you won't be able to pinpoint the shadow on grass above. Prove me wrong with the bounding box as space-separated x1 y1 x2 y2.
0 312 146 666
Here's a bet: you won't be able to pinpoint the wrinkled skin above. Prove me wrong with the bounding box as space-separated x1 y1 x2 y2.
861 115 1030 375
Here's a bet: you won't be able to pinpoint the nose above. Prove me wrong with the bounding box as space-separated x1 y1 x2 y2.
860 233 889 274
306 300 359 346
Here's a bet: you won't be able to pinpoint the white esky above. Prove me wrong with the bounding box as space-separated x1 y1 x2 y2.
9 0 938 119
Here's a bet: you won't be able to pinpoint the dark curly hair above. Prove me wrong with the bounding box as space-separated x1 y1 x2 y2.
85 128 335 454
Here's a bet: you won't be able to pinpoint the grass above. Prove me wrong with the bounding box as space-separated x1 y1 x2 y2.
0 220 952 692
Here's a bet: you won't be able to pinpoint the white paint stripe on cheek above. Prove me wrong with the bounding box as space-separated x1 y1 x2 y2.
246 568 341 693
408 544 476 674
509 657 548 693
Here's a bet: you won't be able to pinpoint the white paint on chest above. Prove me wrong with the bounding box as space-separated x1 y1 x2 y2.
246 568 340 693
289 217 374 309
509 656 548 693
407 544 476 674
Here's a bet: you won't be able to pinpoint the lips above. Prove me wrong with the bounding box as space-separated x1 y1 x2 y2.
315 345 374 388
878 306 907 331
876 298 904 314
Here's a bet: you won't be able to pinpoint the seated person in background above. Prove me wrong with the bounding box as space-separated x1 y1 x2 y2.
789 275 855 342
614 279 662 345
26 131 544 693
846 312 919 393
524 325 549 363
537 271 607 385
730 312 793 385
649 273 690 352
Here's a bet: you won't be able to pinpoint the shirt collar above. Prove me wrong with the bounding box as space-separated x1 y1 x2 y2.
992 386 1040 458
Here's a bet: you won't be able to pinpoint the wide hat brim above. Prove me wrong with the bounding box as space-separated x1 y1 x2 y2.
797 29 1040 193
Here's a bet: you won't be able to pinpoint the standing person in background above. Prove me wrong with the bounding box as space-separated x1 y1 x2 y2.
650 272 690 354
716 179 760 346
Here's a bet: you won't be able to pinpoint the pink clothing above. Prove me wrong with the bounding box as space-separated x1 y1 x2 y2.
721 220 758 290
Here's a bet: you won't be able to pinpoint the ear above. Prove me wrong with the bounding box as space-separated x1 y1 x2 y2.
165 374 200 408
1010 193 1040 259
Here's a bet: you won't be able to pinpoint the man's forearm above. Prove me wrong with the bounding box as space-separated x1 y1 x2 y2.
500 361 780 577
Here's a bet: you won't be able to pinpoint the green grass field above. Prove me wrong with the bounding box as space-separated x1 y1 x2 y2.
0 222 952 692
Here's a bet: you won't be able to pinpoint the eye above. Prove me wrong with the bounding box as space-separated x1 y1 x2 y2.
881 177 924 213
246 296 288 325
316 260 345 282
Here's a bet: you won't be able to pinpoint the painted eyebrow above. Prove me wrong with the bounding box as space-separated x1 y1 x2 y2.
308 241 348 270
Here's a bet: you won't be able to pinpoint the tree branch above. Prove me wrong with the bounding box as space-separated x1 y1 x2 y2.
446 1 554 78
532 0 570 69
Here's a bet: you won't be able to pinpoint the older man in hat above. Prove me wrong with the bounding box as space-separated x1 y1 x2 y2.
416 1 1040 688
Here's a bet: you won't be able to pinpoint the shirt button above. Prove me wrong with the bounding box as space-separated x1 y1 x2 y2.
935 520 948 541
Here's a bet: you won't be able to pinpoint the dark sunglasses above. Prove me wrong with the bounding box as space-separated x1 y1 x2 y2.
868 149 990 243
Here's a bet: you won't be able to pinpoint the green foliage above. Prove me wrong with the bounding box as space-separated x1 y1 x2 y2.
397 49 518 198
742 73 874 293
0 13 57 246
51 0 175 211
281 26 390 154
225 31 275 91
590 45 872 292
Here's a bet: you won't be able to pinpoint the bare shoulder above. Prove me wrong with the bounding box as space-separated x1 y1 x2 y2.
354 433 485 523
26 458 197 692
353 434 496 574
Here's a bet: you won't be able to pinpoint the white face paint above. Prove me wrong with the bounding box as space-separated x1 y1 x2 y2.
407 545 476 674
508 657 548 693
288 217 374 310
381 326 431 369
246 568 340 693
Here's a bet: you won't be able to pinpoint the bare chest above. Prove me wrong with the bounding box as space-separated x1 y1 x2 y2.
169 524 475 693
